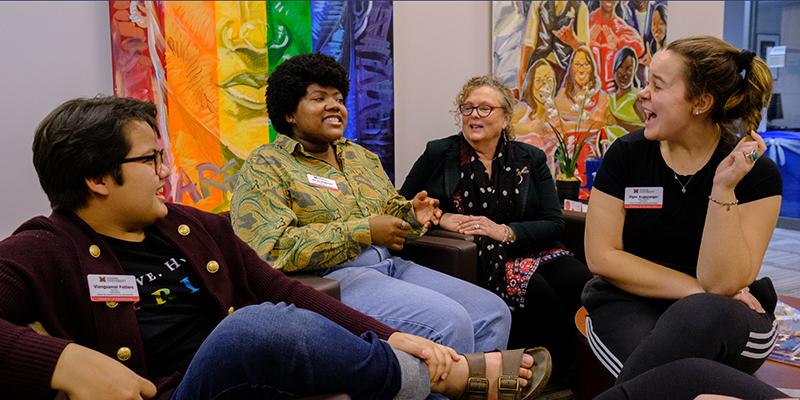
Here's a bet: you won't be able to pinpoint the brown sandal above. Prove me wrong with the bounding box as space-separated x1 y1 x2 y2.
460 347 552 400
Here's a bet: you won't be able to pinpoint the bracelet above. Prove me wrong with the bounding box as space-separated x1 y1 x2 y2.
501 224 516 244
708 195 738 211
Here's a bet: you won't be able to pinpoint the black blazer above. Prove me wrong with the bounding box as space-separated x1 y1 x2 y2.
399 134 565 256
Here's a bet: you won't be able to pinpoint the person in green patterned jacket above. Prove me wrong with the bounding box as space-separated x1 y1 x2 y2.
231 53 513 356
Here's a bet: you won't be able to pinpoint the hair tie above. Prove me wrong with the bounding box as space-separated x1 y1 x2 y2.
737 49 755 73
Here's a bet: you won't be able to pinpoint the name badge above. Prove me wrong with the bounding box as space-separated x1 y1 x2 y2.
624 187 663 209
87 274 140 302
307 174 338 191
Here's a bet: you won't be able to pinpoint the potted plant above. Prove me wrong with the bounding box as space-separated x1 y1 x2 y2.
544 91 596 206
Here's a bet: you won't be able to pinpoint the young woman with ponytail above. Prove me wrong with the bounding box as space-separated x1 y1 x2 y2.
581 35 783 384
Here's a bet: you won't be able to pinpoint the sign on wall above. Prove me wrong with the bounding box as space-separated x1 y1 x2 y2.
110 1 395 212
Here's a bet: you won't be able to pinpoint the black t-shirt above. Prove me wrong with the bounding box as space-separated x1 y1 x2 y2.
103 228 219 378
592 130 782 270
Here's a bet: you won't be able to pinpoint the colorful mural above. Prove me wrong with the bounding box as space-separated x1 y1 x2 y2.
493 1 667 195
109 1 395 212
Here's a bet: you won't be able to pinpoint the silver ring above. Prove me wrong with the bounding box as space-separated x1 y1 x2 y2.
474 224 480 230
400 221 406 230
747 149 758 162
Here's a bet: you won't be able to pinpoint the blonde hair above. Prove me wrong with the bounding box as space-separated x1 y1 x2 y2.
454 74 516 141
666 36 773 147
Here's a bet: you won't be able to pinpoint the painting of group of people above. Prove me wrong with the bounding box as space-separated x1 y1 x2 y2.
493 1 667 186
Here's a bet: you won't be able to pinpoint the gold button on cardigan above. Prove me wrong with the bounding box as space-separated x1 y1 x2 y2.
178 224 191 236
117 347 132 361
89 245 101 258
206 260 220 273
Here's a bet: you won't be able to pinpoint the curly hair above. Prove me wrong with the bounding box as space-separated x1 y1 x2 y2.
32 96 159 211
453 74 516 140
666 36 773 148
266 53 350 137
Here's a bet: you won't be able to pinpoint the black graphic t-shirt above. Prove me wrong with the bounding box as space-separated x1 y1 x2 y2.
103 228 219 378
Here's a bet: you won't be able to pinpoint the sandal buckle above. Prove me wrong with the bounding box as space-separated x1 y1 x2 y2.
498 375 520 392
466 377 489 394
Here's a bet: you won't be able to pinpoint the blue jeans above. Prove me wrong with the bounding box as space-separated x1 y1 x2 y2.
323 245 511 354
172 302 404 400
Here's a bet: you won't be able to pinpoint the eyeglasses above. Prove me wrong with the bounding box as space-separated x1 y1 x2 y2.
120 149 165 175
459 104 504 118
573 63 592 69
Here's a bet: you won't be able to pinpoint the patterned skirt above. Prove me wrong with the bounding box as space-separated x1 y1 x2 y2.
502 248 573 308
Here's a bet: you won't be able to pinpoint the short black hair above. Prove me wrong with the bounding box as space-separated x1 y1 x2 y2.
32 96 159 211
266 53 350 137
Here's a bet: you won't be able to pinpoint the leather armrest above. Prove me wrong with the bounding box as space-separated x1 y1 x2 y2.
560 209 587 265
285 273 341 300
391 234 478 284
424 228 475 242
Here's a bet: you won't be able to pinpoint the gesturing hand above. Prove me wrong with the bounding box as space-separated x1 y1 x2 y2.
51 343 157 400
369 215 410 250
602 25 620 49
412 190 442 228
714 131 768 190
553 19 580 49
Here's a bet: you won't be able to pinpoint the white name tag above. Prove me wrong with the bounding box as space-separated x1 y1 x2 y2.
87 274 140 302
624 187 663 209
307 174 338 191
564 199 585 212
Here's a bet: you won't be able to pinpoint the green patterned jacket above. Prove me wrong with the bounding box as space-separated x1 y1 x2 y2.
231 134 424 272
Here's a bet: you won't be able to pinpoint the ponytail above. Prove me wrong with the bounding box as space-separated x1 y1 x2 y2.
666 36 773 147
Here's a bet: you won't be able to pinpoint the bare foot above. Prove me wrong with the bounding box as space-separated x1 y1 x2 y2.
432 351 535 400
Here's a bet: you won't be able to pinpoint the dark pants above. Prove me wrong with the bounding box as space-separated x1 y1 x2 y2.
582 276 778 383
595 358 789 400
508 254 593 373
172 302 402 400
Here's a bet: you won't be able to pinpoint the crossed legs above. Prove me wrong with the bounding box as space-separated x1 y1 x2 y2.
172 302 534 400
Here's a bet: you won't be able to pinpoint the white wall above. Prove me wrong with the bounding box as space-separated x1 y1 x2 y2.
0 1 723 238
0 1 113 236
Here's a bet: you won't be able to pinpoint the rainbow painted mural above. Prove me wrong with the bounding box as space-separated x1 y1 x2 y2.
110 1 395 212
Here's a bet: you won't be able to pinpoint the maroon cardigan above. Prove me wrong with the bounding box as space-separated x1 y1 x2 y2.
0 203 397 399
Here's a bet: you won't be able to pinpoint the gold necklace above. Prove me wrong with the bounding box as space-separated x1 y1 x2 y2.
673 173 694 193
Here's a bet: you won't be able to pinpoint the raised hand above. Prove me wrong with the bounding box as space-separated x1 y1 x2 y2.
554 19 580 49
412 190 442 228
602 25 621 49
713 131 768 190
